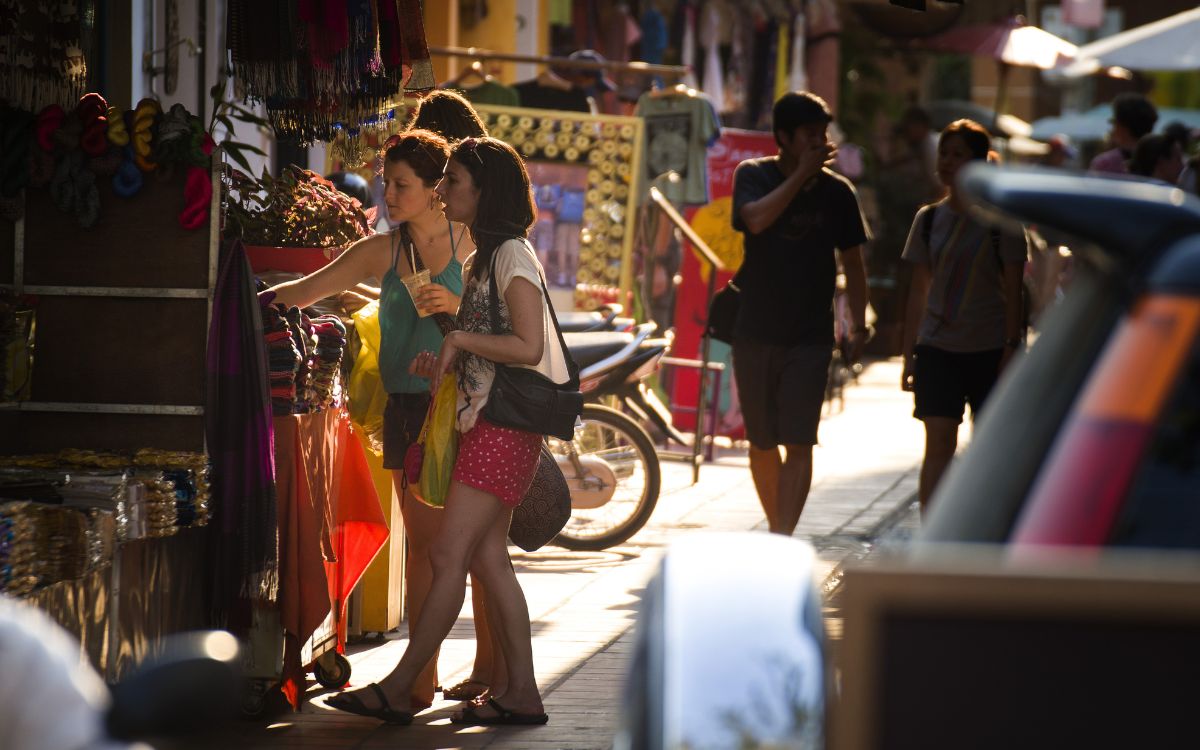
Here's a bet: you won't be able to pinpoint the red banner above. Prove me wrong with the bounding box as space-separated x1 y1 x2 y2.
669 129 776 435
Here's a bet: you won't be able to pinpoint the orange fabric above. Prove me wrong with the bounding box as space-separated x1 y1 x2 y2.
275 411 387 709
324 415 389 651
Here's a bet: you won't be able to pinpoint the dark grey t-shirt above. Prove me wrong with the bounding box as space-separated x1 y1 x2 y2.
902 201 1029 352
731 160 870 346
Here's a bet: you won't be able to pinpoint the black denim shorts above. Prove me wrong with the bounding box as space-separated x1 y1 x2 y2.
912 344 1004 424
382 392 432 470
732 339 832 449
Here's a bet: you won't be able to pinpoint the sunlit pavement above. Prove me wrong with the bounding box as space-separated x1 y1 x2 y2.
213 358 927 749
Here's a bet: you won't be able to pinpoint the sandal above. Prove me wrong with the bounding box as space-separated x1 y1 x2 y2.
450 697 549 726
324 683 414 725
441 678 489 701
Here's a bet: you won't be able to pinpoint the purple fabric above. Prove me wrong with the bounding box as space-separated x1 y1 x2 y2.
205 239 279 627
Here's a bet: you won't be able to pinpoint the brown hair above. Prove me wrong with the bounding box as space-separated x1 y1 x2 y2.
939 119 992 162
450 136 536 280
383 129 449 186
412 90 488 143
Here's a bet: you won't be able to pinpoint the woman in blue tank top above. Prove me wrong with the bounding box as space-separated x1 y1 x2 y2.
263 129 473 709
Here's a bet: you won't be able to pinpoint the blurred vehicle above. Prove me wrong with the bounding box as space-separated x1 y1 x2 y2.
614 533 827 750
0 596 243 750
918 165 1200 551
615 166 1200 749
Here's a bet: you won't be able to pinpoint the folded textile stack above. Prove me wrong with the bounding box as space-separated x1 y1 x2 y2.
309 315 347 410
262 303 302 415
58 471 129 546
133 449 211 529
38 504 89 584
133 473 179 538
0 501 88 595
0 502 38 596
286 306 318 412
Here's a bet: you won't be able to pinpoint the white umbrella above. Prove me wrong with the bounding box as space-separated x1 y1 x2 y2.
1062 7 1200 77
1030 104 1200 141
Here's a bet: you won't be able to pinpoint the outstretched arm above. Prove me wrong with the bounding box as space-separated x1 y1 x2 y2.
265 233 389 309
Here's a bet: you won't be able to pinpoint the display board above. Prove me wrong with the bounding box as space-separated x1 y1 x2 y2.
472 104 644 310
0 162 220 453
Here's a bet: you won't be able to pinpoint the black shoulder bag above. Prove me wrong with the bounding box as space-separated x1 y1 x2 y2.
706 275 741 344
484 244 584 442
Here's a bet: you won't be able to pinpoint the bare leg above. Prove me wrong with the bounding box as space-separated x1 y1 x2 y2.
776 443 815 535
466 506 543 716
395 473 440 707
919 417 959 512
748 445 783 532
342 481 505 712
474 581 509 695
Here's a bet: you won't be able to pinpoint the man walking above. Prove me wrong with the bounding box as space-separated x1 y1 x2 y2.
730 91 870 535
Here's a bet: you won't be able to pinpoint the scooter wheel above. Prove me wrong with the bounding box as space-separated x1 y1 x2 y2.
552 404 661 551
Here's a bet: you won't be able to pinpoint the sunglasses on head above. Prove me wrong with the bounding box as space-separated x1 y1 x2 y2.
457 137 486 166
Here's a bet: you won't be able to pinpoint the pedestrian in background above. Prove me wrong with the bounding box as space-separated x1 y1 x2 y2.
729 91 871 535
901 119 1030 512
1088 93 1158 175
1129 132 1185 185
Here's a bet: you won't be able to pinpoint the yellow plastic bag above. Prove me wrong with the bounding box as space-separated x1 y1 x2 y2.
347 300 388 455
414 374 459 508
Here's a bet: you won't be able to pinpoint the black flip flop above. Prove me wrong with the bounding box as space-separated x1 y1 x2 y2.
324 683 414 725
451 697 549 726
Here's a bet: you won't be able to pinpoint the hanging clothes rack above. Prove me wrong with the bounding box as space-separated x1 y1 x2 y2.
427 45 690 80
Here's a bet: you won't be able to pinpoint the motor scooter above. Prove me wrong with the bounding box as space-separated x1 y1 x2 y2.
548 321 681 551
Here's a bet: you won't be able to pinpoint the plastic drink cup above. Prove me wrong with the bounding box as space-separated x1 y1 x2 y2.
401 269 433 317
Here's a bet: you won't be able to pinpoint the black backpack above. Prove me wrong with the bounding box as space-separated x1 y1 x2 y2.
921 205 1031 333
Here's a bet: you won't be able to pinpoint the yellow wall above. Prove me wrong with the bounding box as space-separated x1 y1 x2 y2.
424 0 549 87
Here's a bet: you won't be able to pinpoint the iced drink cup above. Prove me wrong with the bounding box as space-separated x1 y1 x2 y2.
401 269 433 317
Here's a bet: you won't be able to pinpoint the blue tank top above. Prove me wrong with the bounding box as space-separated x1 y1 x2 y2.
378 226 464 394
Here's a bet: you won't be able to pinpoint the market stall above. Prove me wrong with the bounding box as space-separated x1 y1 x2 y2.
0 96 386 713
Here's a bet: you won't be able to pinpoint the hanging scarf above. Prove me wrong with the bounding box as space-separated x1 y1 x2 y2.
206 239 280 624
0 0 94 111
228 0 433 144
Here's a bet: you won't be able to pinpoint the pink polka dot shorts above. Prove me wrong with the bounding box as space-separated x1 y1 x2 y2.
452 417 543 507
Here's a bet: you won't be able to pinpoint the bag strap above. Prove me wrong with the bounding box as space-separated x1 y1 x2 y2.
487 241 580 388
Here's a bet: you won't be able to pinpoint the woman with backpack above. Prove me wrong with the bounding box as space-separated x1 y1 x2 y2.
900 119 1030 512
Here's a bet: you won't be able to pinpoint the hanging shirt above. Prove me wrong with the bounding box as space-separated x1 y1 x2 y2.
635 90 721 205
456 81 520 107
513 80 592 112
902 202 1030 353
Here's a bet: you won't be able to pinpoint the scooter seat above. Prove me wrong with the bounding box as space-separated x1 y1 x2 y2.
563 331 633 369
557 311 608 332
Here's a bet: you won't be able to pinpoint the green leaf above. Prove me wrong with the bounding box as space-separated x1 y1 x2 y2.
229 141 267 157
216 114 235 134
222 144 254 174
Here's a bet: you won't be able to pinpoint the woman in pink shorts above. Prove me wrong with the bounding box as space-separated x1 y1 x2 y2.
327 136 567 727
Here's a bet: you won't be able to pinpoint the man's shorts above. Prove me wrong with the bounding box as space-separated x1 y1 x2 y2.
732 339 831 449
382 392 432 470
912 344 1004 424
